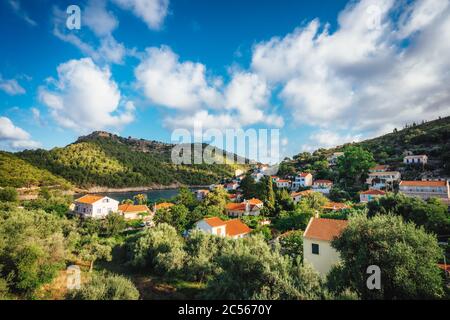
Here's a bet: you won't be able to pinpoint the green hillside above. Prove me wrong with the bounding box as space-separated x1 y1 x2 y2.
282 116 450 178
0 152 71 188
15 131 248 188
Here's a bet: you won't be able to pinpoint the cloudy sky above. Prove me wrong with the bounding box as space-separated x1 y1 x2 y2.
1 0 449 158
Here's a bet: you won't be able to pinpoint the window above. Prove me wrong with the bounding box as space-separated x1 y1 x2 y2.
312 243 319 255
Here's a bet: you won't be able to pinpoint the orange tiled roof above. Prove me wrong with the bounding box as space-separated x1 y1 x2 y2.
370 165 389 171
400 180 447 187
314 179 333 184
322 202 350 210
360 189 386 195
204 217 226 227
291 190 314 197
304 218 348 241
75 194 105 204
248 198 263 205
224 219 252 236
277 179 291 183
119 204 150 213
155 202 174 210
226 203 246 211
299 172 311 177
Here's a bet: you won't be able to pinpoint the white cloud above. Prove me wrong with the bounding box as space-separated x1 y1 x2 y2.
0 75 26 95
84 0 118 36
300 130 363 152
8 0 37 26
39 58 134 133
0 117 40 150
251 0 450 135
112 0 169 29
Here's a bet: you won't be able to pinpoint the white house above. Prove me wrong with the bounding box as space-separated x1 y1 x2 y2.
118 204 151 220
275 179 291 189
194 217 252 239
195 189 210 200
224 182 239 191
359 189 386 203
399 180 450 200
290 190 314 204
291 173 313 190
74 195 119 219
312 180 333 194
327 152 344 166
251 172 264 182
225 198 264 217
366 171 401 190
403 155 428 165
369 165 389 173
303 218 348 276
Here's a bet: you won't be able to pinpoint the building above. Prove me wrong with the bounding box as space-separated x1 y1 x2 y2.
118 204 151 220
359 189 386 203
224 182 239 192
251 172 264 182
153 202 174 214
275 179 291 189
290 190 314 204
303 218 348 276
194 217 252 239
366 171 401 190
312 180 333 194
369 165 389 173
74 194 119 219
291 173 313 190
399 180 450 200
195 189 210 201
327 152 344 166
404 155 428 165
225 198 264 217
321 202 350 211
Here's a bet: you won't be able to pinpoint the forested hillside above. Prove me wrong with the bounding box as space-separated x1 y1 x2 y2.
14 131 248 188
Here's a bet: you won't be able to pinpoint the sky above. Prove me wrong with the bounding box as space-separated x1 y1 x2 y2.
0 0 450 161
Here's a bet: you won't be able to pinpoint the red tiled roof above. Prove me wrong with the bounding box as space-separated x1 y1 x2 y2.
119 204 150 213
155 202 174 210
291 190 314 197
400 180 447 187
314 179 333 184
370 165 389 171
203 217 226 227
321 202 350 210
360 189 386 195
224 219 252 236
226 203 246 211
248 198 263 205
299 172 311 177
304 218 348 241
75 194 105 204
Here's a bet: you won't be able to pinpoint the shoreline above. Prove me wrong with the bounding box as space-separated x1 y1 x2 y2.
75 184 211 194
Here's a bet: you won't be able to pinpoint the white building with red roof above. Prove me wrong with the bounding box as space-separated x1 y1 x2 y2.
359 189 386 203
225 198 264 217
399 180 449 200
194 217 252 239
303 218 348 276
312 180 333 194
292 172 313 190
74 194 119 219
403 155 428 165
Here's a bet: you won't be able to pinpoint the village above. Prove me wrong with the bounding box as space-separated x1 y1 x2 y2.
71 151 450 278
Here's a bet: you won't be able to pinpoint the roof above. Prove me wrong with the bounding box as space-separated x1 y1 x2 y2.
248 198 263 205
291 190 314 197
404 154 427 158
314 179 333 184
119 204 150 213
224 219 252 236
277 179 291 183
360 189 386 195
400 180 447 187
368 171 400 176
370 165 389 170
298 172 311 177
155 202 174 210
75 194 105 204
304 218 348 241
196 189 210 193
203 217 226 227
321 202 350 210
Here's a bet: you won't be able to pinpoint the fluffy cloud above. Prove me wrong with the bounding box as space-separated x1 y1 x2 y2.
0 117 40 150
300 130 363 152
112 0 169 29
39 58 134 133
135 46 283 131
84 0 119 36
8 0 37 26
0 75 25 95
251 0 450 135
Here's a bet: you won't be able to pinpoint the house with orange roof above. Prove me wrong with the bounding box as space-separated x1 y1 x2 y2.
359 189 386 203
369 164 389 173
275 179 291 189
366 171 401 190
303 218 348 276
321 202 350 211
292 172 313 190
399 180 450 200
290 190 314 204
195 189 210 200
194 217 252 239
74 194 119 219
225 198 264 217
312 179 333 194
153 202 175 213
118 203 151 220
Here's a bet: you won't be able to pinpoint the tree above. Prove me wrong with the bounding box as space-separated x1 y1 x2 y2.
130 223 186 276
261 176 275 212
239 174 259 199
67 272 139 300
103 212 126 237
77 235 112 272
336 146 376 189
133 194 147 205
0 187 18 202
203 187 228 211
154 204 189 233
278 230 303 261
176 186 198 210
300 192 328 211
328 214 444 299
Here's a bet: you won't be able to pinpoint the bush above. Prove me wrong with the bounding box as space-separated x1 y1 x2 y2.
0 187 18 202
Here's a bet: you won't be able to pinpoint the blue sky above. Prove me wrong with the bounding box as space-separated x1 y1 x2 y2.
1 0 449 161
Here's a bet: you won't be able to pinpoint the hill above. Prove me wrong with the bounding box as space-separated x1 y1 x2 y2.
0 152 71 189
14 131 249 189
282 116 450 179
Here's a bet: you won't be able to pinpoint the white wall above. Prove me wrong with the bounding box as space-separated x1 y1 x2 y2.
303 238 341 277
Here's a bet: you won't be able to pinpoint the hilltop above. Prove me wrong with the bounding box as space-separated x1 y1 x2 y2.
4 131 249 189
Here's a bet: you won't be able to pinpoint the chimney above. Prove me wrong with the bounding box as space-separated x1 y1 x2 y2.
314 210 320 219
245 199 250 213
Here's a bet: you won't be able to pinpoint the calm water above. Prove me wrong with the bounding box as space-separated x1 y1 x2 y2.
76 187 203 203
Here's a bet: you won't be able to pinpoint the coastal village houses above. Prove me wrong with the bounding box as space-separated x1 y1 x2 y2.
194 217 252 239
360 189 386 203
273 177 292 189
366 171 401 190
225 198 264 217
327 152 344 166
303 217 348 276
74 195 119 219
118 203 151 220
195 189 210 201
153 202 174 214
399 180 450 200
312 180 333 194
404 154 428 165
291 173 313 190
290 190 314 204
369 165 389 173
